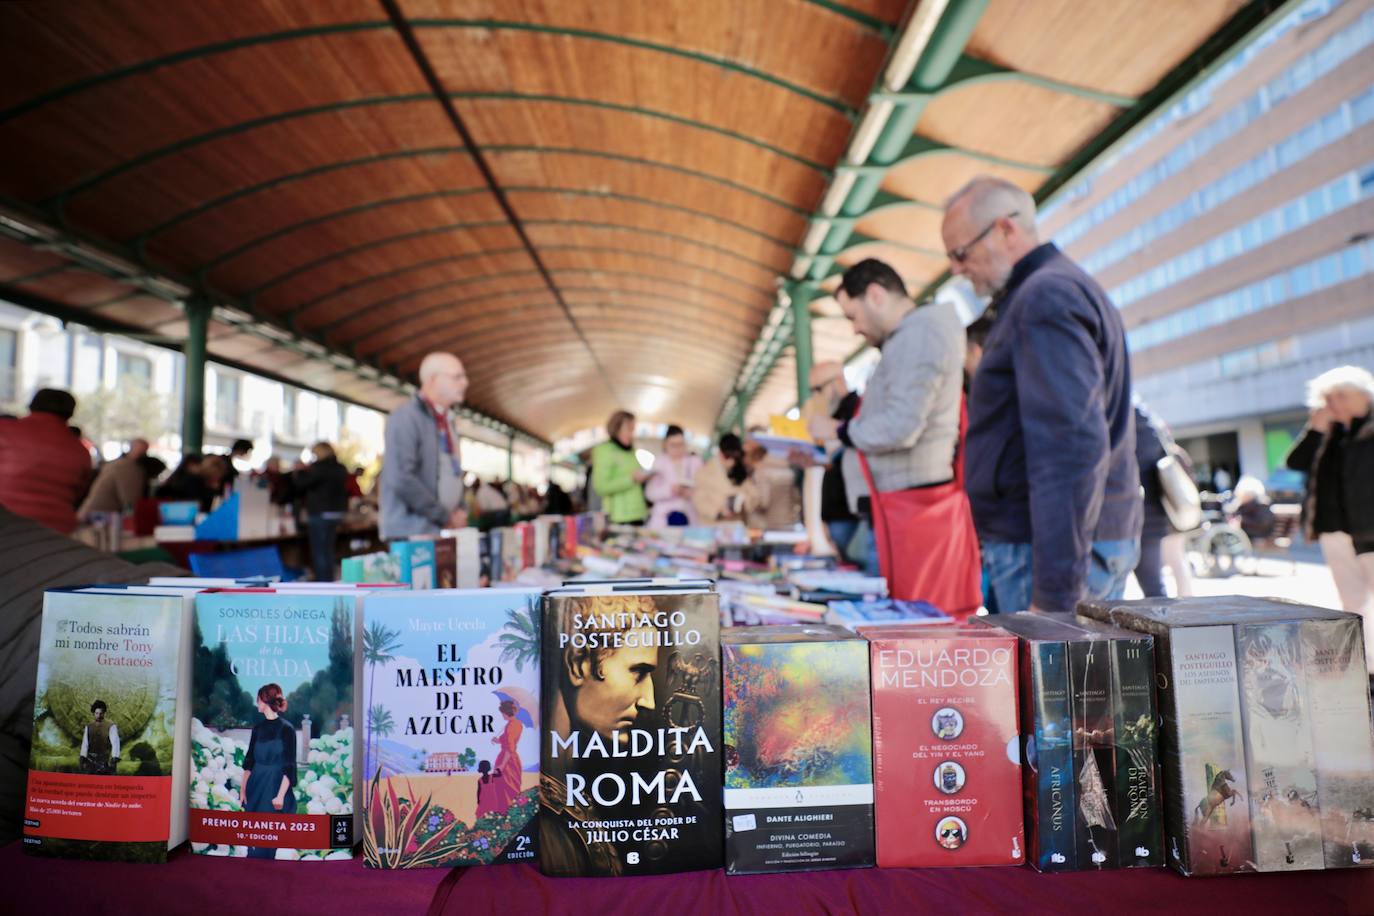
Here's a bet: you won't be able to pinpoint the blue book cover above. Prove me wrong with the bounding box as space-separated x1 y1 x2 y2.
361 588 542 868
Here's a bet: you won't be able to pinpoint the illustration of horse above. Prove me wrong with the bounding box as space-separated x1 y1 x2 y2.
1194 768 1243 825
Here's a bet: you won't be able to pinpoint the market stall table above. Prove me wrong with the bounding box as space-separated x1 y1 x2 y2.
7 842 1373 915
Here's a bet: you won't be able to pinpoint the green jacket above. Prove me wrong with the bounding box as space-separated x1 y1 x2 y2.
591 440 648 524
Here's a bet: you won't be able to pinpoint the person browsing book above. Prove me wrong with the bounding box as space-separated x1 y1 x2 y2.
379 351 469 540
590 410 650 525
645 424 702 527
948 176 1141 614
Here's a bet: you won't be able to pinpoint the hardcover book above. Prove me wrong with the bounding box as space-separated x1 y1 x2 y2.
1235 622 1323 871
977 613 1077 872
1098 624 1162 869
722 625 874 874
361 588 542 868
23 588 194 862
432 537 458 590
863 625 1023 868
1067 635 1117 870
824 599 949 628
188 589 363 860
342 551 402 585
390 540 437 590
1301 616 1374 869
539 583 722 876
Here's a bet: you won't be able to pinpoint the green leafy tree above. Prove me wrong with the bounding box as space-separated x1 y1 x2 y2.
496 597 540 673
363 619 402 776
73 378 171 446
286 602 354 738
190 615 256 728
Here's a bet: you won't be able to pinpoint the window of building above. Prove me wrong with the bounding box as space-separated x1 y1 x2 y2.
0 327 16 404
282 388 299 439
116 351 152 387
214 371 241 430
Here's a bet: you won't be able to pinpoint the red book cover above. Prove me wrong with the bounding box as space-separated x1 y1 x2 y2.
864 625 1024 867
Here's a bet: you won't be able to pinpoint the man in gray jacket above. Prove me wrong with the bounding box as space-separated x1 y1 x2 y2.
380 351 470 540
807 259 965 570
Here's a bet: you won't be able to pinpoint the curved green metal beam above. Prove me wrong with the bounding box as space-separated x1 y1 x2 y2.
800 0 894 35
46 91 830 213
1 17 857 127
199 187 793 278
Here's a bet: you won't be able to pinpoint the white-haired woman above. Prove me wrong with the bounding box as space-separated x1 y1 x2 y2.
1285 366 1374 674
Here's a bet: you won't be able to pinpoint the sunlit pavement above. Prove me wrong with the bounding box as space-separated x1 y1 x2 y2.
1123 543 1343 609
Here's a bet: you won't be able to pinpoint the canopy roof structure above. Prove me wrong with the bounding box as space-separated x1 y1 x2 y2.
0 0 1283 446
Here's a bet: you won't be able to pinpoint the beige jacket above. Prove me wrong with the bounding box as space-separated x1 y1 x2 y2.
692 457 767 522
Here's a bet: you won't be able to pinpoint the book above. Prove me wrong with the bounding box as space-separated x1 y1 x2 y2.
863 625 1024 867
1099 625 1163 869
1067 634 1117 870
432 537 458 589
188 588 363 860
722 625 874 874
538 583 722 876
390 540 437 590
342 551 402 585
361 588 542 868
1301 616 1374 869
825 599 949 628
23 587 194 862
977 613 1077 872
1235 621 1322 871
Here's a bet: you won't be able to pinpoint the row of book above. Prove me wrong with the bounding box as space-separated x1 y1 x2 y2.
342 513 606 588
22 581 1374 878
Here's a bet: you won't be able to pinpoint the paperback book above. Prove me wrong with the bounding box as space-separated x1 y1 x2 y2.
23 588 194 862
188 589 363 860
362 588 542 868
722 625 874 874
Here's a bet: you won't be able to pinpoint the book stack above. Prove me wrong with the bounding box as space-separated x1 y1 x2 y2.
981 613 1162 872
1079 596 1374 875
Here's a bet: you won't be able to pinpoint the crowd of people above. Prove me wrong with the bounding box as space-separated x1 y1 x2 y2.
1 172 1372 675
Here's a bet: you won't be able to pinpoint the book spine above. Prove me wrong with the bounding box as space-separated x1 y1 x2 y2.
1111 636 1163 868
1026 639 1076 872
1068 639 1117 869
1170 625 1253 875
1301 617 1374 869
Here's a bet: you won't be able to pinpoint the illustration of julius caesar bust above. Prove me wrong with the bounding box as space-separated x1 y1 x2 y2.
540 594 663 876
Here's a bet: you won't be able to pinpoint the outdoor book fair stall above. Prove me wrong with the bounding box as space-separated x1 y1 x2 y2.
2 1 1373 913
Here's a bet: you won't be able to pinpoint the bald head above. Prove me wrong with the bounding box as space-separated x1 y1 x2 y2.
942 176 1041 298
418 351 468 409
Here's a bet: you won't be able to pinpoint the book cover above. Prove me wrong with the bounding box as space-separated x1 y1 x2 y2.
343 551 402 585
361 588 542 868
188 590 362 860
1235 622 1322 871
1105 630 1162 869
824 599 949 628
722 625 874 874
23 589 193 862
980 614 1076 872
865 626 1023 867
1301 616 1374 868
432 537 458 590
391 540 437 590
489 529 504 584
1067 637 1117 870
455 528 482 589
539 585 722 876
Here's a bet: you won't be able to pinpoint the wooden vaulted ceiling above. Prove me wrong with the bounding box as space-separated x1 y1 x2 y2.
0 0 902 440
0 0 1267 441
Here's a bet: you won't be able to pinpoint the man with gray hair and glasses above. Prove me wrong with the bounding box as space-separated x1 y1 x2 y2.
943 176 1141 614
380 351 470 540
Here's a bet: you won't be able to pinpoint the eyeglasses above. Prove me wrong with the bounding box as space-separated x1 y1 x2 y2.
948 211 1019 264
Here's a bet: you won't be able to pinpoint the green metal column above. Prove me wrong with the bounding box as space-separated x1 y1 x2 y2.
181 298 210 453
790 282 815 408
506 430 516 481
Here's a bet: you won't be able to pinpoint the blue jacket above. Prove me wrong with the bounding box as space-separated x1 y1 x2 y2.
966 243 1142 611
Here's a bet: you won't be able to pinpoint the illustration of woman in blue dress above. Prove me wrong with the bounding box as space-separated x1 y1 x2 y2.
239 683 297 859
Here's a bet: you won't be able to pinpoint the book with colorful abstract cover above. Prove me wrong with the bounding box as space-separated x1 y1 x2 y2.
722 625 874 874
361 588 542 868
188 589 363 860
23 587 194 862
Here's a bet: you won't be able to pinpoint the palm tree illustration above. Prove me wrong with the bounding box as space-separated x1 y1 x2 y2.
497 597 540 672
363 620 402 782
367 704 395 784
